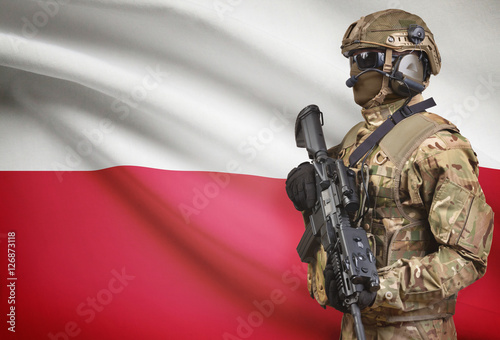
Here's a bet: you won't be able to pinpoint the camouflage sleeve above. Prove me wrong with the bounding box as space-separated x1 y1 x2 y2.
372 131 494 312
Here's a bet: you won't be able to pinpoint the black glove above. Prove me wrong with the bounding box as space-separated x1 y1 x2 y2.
324 264 376 313
285 162 316 211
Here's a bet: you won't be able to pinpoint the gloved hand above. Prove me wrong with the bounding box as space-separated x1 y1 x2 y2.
324 264 376 313
285 162 316 211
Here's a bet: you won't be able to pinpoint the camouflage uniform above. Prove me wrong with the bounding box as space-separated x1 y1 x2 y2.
307 95 494 339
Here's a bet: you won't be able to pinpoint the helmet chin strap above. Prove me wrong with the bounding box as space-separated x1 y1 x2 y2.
363 49 394 109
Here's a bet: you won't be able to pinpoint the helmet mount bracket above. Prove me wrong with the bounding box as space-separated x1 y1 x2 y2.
408 24 425 45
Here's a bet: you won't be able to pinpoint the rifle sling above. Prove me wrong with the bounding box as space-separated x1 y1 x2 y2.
348 98 436 167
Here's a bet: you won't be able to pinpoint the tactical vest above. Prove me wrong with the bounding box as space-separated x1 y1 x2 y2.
332 111 459 323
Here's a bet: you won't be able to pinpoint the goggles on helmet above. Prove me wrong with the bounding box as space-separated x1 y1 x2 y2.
350 50 428 74
350 51 394 70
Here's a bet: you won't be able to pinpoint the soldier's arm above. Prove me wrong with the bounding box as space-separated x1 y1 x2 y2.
371 131 494 312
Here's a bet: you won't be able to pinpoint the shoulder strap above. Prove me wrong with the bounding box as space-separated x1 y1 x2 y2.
380 113 458 170
348 98 436 167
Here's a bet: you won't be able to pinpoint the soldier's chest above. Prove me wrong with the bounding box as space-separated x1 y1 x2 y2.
340 146 433 267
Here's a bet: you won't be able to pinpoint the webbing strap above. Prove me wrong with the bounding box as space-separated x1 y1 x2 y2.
348 97 436 167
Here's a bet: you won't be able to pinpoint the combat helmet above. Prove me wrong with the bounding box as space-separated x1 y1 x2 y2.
341 9 441 108
341 9 441 75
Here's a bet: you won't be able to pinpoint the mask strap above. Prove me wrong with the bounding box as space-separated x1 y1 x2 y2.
365 49 394 109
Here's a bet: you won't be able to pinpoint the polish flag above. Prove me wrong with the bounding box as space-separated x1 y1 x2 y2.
1 2 498 339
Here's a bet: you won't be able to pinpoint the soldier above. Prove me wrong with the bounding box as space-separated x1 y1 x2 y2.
286 9 494 340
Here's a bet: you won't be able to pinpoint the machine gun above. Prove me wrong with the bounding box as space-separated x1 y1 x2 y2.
294 105 380 340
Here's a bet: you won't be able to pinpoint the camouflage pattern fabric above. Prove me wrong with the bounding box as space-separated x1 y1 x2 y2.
306 96 494 339
341 9 441 75
341 313 457 340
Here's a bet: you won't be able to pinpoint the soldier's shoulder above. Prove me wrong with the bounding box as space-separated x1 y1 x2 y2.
415 112 472 158
420 111 456 128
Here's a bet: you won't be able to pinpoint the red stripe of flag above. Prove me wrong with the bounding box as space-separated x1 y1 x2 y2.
0 166 498 339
